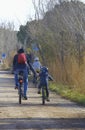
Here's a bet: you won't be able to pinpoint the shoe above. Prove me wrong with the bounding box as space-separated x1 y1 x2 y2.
23 96 28 100
46 97 50 102
38 90 41 94
15 86 18 89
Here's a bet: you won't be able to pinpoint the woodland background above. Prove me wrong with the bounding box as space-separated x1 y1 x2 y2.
0 0 85 95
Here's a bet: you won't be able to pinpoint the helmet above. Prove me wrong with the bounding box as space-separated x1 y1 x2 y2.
41 66 48 72
34 57 39 61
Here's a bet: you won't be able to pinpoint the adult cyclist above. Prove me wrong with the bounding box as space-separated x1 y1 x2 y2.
13 48 36 100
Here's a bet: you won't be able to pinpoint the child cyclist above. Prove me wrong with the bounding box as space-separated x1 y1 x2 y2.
38 66 53 101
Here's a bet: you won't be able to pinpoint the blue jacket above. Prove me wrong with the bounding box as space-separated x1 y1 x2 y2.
39 71 53 86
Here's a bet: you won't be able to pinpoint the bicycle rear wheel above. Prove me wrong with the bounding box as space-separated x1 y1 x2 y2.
18 71 24 104
19 85 22 104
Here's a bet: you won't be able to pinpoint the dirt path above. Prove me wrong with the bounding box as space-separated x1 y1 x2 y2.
0 71 85 130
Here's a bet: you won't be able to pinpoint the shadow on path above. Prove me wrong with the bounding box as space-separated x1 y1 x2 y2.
0 117 85 129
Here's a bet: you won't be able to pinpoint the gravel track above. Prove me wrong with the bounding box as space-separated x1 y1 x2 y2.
0 71 85 130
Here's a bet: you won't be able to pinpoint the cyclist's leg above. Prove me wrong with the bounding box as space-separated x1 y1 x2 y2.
45 84 50 101
23 69 28 99
14 70 18 89
45 85 49 98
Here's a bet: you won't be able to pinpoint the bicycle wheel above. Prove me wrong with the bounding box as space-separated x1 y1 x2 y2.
19 84 22 104
18 71 24 104
42 86 45 105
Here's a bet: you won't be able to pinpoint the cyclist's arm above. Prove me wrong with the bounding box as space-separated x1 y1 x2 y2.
48 74 54 81
28 62 36 76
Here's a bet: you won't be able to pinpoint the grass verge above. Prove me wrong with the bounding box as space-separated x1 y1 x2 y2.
49 83 85 106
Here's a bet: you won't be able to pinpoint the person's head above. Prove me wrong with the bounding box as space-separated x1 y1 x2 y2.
18 48 24 54
34 57 39 61
41 66 48 73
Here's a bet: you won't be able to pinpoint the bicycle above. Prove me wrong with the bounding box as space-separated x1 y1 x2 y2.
40 76 53 105
18 71 24 104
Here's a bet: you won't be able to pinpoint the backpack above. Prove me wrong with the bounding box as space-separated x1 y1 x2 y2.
18 53 27 64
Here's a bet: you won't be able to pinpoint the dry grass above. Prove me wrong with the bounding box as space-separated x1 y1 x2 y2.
48 56 85 95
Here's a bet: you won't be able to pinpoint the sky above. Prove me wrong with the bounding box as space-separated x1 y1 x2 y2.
0 0 35 30
81 0 85 3
0 0 85 30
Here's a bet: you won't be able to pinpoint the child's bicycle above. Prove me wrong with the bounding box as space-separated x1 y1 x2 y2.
41 77 53 105
18 71 24 104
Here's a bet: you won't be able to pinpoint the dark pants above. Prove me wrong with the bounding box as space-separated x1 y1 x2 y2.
38 82 49 97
